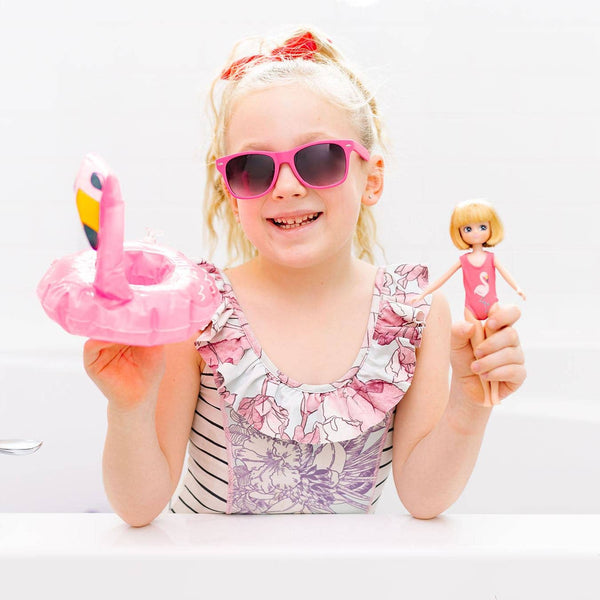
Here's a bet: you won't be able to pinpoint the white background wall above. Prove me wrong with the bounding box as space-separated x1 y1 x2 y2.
1 0 598 402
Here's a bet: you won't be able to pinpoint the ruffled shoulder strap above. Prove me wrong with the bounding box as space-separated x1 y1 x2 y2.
373 263 430 349
193 262 249 366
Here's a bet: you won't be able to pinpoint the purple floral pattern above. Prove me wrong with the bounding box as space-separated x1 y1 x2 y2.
227 406 392 514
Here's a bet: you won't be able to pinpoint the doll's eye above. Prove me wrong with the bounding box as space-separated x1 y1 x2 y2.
480 224 487 231
464 226 472 233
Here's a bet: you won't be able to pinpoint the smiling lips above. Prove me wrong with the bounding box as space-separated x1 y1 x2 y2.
269 212 322 229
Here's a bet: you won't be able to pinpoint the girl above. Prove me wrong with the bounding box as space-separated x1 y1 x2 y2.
83 28 526 526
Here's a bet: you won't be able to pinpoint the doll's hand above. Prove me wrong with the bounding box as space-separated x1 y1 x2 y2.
517 288 527 301
450 304 526 407
83 340 166 413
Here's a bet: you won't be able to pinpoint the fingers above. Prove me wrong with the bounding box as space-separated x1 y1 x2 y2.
474 325 521 360
481 364 527 390
450 302 527 405
470 304 526 392
450 321 474 351
485 303 521 334
449 321 478 378
471 345 525 379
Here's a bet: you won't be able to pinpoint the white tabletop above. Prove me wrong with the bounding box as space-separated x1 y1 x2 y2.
1 513 599 599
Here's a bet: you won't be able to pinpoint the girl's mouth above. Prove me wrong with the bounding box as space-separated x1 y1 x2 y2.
268 212 322 229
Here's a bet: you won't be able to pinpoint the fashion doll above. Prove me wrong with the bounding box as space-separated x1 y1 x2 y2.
413 200 525 406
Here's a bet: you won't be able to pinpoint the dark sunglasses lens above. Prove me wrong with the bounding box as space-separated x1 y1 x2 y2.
295 143 346 187
226 154 275 198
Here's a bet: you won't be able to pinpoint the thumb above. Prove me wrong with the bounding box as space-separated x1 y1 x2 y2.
450 321 478 378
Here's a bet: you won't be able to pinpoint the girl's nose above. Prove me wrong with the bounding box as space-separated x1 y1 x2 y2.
271 163 306 199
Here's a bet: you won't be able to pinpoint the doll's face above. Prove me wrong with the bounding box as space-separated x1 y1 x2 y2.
460 221 491 246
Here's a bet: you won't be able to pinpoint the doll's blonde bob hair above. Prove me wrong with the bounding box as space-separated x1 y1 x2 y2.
449 199 504 249
204 27 385 265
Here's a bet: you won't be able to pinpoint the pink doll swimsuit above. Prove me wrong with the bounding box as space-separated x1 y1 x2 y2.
460 251 497 321
169 262 430 515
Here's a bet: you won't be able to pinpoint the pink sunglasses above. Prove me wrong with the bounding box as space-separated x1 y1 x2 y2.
216 139 370 200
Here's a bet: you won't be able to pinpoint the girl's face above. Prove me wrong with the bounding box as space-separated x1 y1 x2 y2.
224 83 381 269
460 221 491 247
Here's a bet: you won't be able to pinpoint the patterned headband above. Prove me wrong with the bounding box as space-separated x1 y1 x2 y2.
220 32 319 81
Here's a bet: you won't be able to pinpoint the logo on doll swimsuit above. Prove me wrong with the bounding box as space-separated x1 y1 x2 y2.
473 271 490 309
473 272 489 297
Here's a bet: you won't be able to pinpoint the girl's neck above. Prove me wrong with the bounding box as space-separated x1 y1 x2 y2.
239 250 368 301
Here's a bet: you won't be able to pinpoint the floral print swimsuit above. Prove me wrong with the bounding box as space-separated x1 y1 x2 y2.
170 262 430 515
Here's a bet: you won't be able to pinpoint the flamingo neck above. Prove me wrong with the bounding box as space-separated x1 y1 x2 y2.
93 175 133 302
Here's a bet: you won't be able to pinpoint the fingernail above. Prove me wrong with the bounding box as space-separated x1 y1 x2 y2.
487 319 497 329
471 361 481 373
474 348 484 359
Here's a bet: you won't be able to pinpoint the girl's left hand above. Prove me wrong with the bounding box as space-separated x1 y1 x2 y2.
450 304 526 407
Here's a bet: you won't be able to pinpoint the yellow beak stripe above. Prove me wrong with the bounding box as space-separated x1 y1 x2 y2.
76 189 100 232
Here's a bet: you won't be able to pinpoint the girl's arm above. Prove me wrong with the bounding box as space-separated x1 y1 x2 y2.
85 336 200 527
495 257 526 300
412 261 461 304
391 295 525 519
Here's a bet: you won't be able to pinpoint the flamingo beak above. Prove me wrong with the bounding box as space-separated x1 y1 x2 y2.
73 160 106 250
76 189 100 250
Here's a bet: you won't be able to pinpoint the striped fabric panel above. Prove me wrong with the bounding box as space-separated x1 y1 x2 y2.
369 416 395 511
171 372 398 514
170 371 229 514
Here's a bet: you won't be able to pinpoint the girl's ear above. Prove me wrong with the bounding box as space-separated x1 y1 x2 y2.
362 154 384 206
229 196 240 222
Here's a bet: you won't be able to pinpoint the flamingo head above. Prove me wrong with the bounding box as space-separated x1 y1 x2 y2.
74 154 110 251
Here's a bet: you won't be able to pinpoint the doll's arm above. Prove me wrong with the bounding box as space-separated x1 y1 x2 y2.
495 258 526 300
412 261 461 305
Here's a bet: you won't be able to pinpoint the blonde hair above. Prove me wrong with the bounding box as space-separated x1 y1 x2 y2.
449 199 505 249
203 27 385 265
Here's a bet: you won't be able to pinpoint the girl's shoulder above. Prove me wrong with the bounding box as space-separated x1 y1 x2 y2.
377 262 430 303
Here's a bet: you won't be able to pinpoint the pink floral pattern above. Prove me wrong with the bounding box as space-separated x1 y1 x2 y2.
195 261 430 444
237 394 289 438
192 261 430 514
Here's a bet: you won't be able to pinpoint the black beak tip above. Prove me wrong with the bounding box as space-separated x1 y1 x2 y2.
83 225 98 250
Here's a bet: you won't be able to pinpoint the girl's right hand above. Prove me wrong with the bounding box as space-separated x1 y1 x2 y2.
83 340 166 412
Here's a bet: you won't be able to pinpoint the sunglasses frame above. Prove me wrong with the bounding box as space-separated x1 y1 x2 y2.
215 139 371 200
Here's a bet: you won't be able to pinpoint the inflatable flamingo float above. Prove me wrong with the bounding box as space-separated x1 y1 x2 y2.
37 154 221 346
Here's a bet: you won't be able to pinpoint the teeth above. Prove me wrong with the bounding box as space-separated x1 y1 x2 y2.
272 212 320 228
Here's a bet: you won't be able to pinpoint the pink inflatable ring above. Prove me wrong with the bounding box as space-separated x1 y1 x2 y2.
37 154 221 346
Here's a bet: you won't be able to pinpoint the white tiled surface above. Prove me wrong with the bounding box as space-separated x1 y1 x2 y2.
1 513 599 599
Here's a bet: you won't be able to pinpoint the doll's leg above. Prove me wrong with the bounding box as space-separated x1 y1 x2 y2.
486 303 500 406
464 307 492 407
